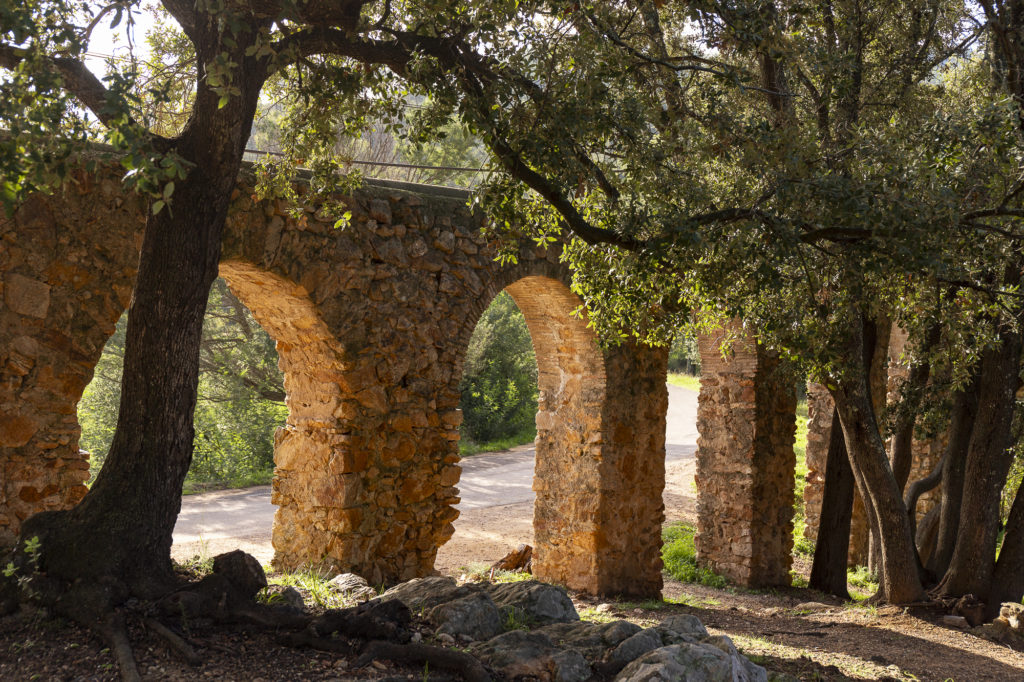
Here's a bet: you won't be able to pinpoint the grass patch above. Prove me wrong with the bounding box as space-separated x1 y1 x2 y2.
578 607 617 624
459 426 536 457
181 469 274 495
846 565 879 601
666 372 701 392
267 568 352 609
662 522 729 588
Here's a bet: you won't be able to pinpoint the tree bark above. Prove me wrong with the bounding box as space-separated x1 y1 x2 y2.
830 311 925 603
18 26 269 601
889 324 940 494
926 379 980 578
937 329 1022 598
809 408 854 599
988 482 1024 619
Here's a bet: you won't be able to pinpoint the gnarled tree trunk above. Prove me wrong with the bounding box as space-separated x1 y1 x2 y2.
830 312 924 603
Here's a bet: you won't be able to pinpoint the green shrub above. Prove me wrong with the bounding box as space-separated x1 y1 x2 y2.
661 522 729 588
459 292 538 444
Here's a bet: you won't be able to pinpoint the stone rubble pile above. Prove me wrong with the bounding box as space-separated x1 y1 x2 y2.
378 576 768 681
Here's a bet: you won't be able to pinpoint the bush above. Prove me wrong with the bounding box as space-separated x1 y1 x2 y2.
459 292 538 444
661 522 729 588
79 278 286 490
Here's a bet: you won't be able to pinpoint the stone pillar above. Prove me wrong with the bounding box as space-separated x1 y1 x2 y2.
511 278 667 598
695 324 796 587
1 176 143 546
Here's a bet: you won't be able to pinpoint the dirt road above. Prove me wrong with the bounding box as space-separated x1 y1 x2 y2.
172 384 699 571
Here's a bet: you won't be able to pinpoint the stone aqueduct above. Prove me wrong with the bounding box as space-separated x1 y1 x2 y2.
1 162 800 597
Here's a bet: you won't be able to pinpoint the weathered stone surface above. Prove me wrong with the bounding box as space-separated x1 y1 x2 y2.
380 576 478 611
489 580 579 625
263 584 305 609
3 158 794 598
534 620 642 661
655 614 709 643
608 628 664 667
1000 602 1024 632
3 273 50 318
614 641 767 682
427 591 503 640
212 550 267 599
696 323 796 587
472 630 592 682
327 573 377 601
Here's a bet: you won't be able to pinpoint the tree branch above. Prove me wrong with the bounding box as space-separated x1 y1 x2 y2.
0 43 170 149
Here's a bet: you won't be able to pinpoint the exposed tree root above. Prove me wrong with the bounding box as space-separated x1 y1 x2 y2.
145 617 202 666
95 611 141 682
278 630 355 654
356 640 493 682
311 599 412 641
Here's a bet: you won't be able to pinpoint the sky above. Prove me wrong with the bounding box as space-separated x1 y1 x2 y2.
83 4 155 77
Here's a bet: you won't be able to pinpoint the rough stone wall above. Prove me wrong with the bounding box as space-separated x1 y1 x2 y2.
695 323 796 587
801 383 832 544
0 171 144 545
3 165 668 596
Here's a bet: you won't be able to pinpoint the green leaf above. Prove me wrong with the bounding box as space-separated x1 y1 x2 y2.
151 200 165 215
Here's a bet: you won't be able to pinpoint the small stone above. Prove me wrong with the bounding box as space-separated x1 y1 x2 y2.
595 603 613 613
437 632 456 646
942 615 969 630
212 550 266 599
488 580 579 625
263 584 304 610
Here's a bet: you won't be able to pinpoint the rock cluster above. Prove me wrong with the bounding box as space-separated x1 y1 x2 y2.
380 576 767 682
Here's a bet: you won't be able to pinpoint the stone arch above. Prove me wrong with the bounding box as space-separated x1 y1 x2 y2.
0 173 145 544
449 266 668 596
215 259 350 571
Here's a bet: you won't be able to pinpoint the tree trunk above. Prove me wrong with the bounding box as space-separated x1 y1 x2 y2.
889 324 940 494
830 312 924 603
937 330 1022 598
926 379 980 578
809 408 854 599
17 36 268 602
988 483 1024 619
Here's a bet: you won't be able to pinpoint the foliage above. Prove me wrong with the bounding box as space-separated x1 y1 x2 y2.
667 335 700 375
459 291 538 445
661 522 728 589
78 278 286 489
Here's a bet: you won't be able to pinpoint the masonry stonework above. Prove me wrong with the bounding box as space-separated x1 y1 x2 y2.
695 324 796 586
2 160 673 596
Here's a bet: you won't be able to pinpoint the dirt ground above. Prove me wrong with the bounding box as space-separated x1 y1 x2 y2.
4 453 1024 680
